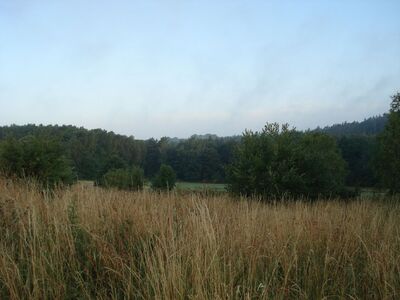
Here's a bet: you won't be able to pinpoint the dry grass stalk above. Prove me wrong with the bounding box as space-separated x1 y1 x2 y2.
0 178 399 299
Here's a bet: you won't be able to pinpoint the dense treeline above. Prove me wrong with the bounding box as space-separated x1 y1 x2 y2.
158 136 238 182
0 125 145 181
0 96 397 196
0 125 238 183
0 119 387 189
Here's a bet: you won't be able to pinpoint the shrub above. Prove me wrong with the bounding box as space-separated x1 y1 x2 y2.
101 166 144 191
152 164 176 190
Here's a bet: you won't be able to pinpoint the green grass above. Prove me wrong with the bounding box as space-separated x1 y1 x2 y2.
354 187 388 199
143 181 227 192
176 181 227 192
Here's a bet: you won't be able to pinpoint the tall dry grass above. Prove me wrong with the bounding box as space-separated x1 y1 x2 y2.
0 178 399 299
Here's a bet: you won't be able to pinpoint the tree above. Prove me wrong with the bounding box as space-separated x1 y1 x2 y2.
227 123 347 200
0 136 75 188
294 132 347 198
226 127 276 197
375 93 400 194
152 164 176 191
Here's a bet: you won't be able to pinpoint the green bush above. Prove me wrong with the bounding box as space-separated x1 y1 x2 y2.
152 164 176 191
101 166 144 190
0 136 75 188
227 123 347 200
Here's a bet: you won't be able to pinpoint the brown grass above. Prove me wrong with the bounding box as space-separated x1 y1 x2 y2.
0 178 399 299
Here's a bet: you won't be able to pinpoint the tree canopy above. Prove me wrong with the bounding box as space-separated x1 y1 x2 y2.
227 123 347 199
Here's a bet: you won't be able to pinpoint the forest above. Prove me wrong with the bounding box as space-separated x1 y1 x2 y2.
0 113 388 189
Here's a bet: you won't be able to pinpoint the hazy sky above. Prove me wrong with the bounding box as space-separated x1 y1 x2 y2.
1 0 399 139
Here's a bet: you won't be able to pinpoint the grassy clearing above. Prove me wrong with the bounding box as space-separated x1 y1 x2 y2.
0 178 400 299
359 187 388 199
175 181 227 192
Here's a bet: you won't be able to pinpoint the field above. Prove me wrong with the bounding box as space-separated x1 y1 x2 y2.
176 181 227 192
1 179 400 299
143 181 227 192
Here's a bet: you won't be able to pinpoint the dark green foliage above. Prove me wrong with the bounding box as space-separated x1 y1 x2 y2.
144 138 161 177
160 136 237 182
95 154 129 185
337 136 377 187
375 93 400 194
101 167 144 190
0 138 23 176
294 132 347 198
0 124 145 181
0 125 238 183
0 119 385 191
0 136 75 188
152 164 176 190
227 123 347 199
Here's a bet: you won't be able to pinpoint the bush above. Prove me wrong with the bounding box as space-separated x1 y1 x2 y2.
101 166 144 190
0 136 75 188
227 123 347 200
152 164 176 191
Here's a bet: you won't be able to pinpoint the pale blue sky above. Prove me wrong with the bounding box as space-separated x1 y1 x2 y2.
1 0 399 138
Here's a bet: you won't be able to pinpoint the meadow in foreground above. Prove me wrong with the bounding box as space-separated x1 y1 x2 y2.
0 179 399 299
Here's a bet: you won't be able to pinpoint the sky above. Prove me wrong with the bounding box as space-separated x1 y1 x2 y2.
1 0 399 139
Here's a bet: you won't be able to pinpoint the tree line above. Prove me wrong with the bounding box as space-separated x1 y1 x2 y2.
0 125 239 190
0 93 398 197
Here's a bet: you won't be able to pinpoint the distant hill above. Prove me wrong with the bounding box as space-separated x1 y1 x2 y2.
316 115 388 136
168 115 389 142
